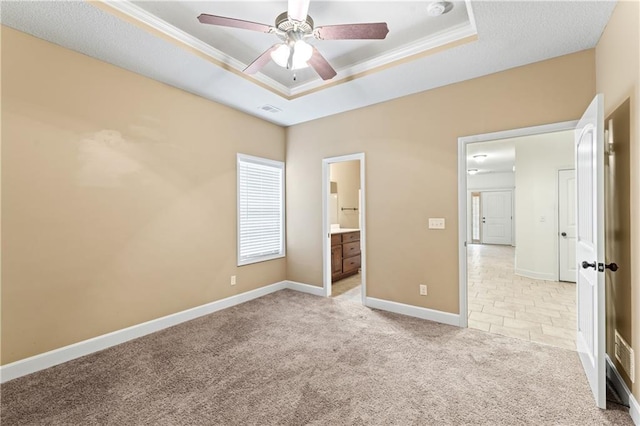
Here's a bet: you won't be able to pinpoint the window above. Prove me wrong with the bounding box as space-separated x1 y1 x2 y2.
237 154 285 266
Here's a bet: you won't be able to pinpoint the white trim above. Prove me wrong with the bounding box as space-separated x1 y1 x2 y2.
606 354 631 407
321 153 366 304
365 297 460 327
459 120 579 145
103 0 477 98
291 22 477 95
631 394 640 426
102 0 290 95
458 120 579 329
514 268 557 282
0 281 289 384
606 355 640 425
0 280 329 383
284 280 325 297
458 137 469 327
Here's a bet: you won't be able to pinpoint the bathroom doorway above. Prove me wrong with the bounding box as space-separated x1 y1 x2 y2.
322 153 366 304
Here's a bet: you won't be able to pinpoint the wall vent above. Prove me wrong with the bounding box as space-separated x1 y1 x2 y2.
615 330 635 383
259 104 282 113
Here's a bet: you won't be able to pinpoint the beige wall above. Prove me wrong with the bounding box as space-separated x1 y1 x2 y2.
0 27 286 364
287 50 596 313
595 0 640 399
330 160 360 229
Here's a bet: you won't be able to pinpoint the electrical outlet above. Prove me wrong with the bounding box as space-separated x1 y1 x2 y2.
419 284 428 296
231 275 236 286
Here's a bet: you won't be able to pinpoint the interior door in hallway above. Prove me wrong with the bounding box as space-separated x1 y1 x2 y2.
481 191 512 245
558 169 577 282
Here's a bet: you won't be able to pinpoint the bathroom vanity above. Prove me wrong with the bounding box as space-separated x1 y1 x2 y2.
330 229 361 282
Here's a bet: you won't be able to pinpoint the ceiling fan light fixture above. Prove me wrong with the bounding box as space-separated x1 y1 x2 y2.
294 39 313 63
271 41 313 70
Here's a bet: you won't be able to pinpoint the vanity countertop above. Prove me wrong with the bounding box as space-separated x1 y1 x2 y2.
330 228 360 235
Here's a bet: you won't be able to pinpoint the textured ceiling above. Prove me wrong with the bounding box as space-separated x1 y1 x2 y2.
0 1 616 126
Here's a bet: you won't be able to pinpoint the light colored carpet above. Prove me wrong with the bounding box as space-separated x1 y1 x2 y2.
0 290 632 425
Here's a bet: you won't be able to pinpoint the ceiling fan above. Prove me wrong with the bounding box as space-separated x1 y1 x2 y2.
197 0 389 81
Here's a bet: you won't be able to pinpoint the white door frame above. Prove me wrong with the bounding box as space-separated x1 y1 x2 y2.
322 153 366 304
457 120 578 327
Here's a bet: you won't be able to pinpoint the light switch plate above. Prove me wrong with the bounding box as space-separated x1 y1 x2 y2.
428 218 445 229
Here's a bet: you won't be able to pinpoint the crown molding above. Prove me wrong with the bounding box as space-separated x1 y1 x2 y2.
97 0 478 100
290 22 478 96
99 0 292 97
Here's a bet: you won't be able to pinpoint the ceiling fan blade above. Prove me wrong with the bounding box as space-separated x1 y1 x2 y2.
288 0 311 22
315 23 389 40
243 45 281 74
197 14 273 33
307 47 337 81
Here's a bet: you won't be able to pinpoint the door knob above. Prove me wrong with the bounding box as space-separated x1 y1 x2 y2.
605 262 619 272
561 232 567 237
582 261 597 270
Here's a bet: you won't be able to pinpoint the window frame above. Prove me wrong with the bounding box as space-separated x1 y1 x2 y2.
236 153 286 266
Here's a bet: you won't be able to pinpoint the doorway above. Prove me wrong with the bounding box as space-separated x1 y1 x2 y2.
322 153 366 305
459 122 578 350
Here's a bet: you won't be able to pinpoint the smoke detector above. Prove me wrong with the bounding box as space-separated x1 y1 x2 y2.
427 1 454 17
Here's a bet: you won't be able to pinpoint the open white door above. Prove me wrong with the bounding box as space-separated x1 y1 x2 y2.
575 94 605 409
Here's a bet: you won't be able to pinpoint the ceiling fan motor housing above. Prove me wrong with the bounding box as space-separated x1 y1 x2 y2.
275 11 314 36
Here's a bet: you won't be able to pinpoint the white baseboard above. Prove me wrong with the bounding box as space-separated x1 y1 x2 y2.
0 281 288 384
631 393 640 426
514 268 557 281
606 354 631 406
0 280 457 384
606 354 639 425
365 297 460 327
284 280 325 296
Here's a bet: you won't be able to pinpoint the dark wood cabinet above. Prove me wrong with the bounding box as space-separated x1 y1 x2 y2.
331 231 361 282
331 245 343 276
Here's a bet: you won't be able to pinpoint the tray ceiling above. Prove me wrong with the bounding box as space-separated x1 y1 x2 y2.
0 1 616 126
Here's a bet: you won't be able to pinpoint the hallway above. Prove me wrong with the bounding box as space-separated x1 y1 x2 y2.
468 244 577 350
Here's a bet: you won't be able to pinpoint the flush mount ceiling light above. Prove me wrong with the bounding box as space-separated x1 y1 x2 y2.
468 169 479 175
472 154 487 163
427 1 454 17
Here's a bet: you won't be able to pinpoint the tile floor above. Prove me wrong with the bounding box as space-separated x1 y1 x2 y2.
468 244 577 350
332 272 362 304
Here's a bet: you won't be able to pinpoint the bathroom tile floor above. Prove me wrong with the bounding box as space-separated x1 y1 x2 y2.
468 244 577 350
332 272 362 304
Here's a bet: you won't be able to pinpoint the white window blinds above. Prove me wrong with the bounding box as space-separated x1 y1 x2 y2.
237 154 285 266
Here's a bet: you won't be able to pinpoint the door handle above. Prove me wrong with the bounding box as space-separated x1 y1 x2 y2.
604 262 619 272
582 261 597 270
561 232 567 237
